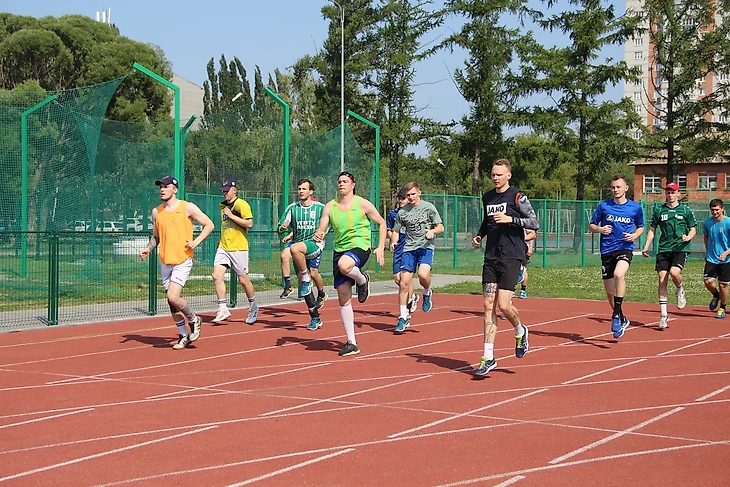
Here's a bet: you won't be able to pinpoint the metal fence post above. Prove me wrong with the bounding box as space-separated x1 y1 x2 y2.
581 200 586 267
47 234 59 326
542 199 548 268
148 247 157 315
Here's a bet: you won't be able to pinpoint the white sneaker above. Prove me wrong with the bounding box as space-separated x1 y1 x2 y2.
676 287 686 309
658 315 668 330
212 308 231 323
173 334 191 350
189 316 202 342
245 305 259 324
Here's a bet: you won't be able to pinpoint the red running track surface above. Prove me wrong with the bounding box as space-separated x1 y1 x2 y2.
1 295 729 486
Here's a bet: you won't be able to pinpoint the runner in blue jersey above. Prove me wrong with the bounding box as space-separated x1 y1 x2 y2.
702 199 730 318
387 187 418 316
589 175 645 339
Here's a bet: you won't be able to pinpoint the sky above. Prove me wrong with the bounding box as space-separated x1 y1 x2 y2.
5 0 624 135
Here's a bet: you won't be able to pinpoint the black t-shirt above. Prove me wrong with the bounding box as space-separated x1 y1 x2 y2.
477 186 530 262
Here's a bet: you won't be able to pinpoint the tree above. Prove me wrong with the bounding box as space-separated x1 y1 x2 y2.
509 0 642 202
639 0 730 181
441 0 525 196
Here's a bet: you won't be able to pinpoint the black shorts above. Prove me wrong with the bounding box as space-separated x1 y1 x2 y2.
482 259 523 292
333 248 371 288
601 250 633 280
655 252 687 272
703 261 730 284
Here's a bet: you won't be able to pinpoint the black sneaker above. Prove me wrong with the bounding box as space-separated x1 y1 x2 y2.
515 325 529 358
474 356 497 376
315 291 328 310
356 273 370 303
338 341 360 356
280 287 293 299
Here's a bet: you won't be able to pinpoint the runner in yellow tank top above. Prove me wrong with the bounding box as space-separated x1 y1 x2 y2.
140 176 215 350
314 171 387 357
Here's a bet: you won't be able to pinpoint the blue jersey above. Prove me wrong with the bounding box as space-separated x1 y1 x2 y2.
590 199 644 254
703 216 730 264
386 207 406 255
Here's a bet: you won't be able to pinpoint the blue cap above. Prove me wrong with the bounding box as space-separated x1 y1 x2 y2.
221 179 237 191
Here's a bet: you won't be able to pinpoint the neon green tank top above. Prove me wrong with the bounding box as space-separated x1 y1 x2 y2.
330 195 371 252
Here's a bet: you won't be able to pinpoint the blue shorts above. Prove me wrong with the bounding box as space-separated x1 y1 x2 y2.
393 249 403 275
400 248 434 273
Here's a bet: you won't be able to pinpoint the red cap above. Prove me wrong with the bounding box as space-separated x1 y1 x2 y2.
665 182 680 191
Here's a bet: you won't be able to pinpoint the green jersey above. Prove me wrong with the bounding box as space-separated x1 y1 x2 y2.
650 202 696 253
330 195 371 252
278 200 325 243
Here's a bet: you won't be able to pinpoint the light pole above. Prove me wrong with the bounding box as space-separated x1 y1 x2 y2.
329 0 345 171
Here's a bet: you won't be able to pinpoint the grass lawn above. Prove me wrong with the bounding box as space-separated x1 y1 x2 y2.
433 258 714 307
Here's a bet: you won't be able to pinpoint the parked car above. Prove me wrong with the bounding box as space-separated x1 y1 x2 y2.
95 221 123 232
73 220 88 231
126 218 143 231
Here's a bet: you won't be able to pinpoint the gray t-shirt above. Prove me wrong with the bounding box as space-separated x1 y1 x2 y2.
393 200 443 251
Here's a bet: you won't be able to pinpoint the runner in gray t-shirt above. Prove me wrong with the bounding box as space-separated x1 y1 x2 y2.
390 182 444 332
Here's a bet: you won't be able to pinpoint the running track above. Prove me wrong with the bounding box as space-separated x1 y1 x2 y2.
1 295 729 486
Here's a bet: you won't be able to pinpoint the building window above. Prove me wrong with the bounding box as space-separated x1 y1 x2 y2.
634 129 642 139
634 51 644 60
633 92 642 100
726 174 730 189
634 37 643 46
718 113 728 123
698 87 706 96
674 175 687 191
644 175 662 193
721 72 729 81
699 173 718 189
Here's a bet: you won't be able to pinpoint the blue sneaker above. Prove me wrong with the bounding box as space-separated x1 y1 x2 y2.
710 296 720 311
519 289 527 299
422 293 432 312
474 356 497 376
612 315 629 338
716 308 726 319
299 280 312 298
307 317 323 330
394 317 410 333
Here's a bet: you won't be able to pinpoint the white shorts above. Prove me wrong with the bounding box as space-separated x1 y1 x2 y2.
160 258 193 291
214 247 249 275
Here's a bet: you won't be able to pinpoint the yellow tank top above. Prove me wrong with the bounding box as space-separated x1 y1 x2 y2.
156 200 194 265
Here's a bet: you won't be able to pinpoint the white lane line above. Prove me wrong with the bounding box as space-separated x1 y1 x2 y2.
561 359 646 385
388 389 547 439
260 375 432 416
0 408 94 430
657 339 713 356
695 384 730 402
145 362 331 399
548 407 684 464
492 476 526 487
226 448 355 486
0 425 217 483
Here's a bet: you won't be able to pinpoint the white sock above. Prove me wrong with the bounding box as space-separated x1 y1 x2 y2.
515 323 525 337
175 320 188 336
660 299 668 316
423 287 431 296
483 343 494 360
346 267 367 285
300 270 311 282
217 299 227 311
340 305 356 344
400 305 409 319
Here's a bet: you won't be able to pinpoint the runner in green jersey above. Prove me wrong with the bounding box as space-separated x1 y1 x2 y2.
278 179 328 330
314 171 387 356
642 182 697 329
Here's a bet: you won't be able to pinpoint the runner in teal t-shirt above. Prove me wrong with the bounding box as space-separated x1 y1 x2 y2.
702 199 730 318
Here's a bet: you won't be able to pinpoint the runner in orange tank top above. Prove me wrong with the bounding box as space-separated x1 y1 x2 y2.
140 176 215 350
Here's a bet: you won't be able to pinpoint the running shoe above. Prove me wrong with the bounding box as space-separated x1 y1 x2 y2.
280 287 293 299
676 287 686 309
356 273 371 303
189 316 202 342
710 296 720 311
474 357 497 376
300 280 312 297
408 293 420 314
422 292 432 312
315 292 328 310
613 315 630 338
394 317 410 333
307 317 323 330
658 315 668 329
515 325 529 358
172 334 191 350
716 308 726 319
245 304 259 324
339 341 360 356
519 289 527 299
212 308 231 323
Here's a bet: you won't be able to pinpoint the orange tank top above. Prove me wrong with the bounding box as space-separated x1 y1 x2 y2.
155 200 194 265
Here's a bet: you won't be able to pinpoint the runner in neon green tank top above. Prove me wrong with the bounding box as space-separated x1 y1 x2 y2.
314 171 387 357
